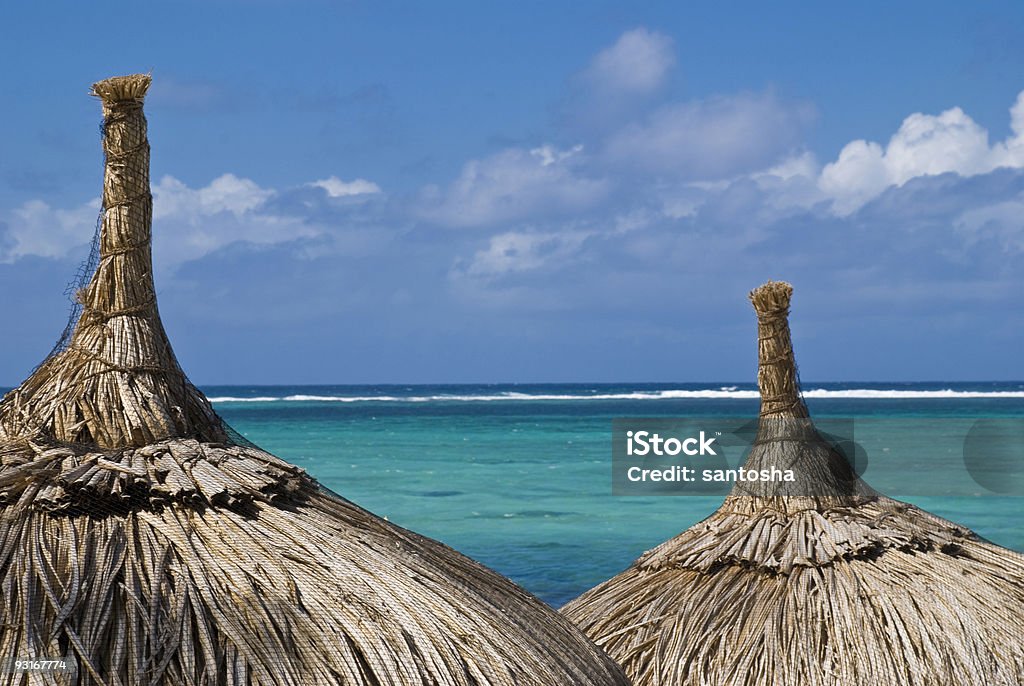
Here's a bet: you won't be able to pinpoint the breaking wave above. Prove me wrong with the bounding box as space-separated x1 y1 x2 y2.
207 388 1024 404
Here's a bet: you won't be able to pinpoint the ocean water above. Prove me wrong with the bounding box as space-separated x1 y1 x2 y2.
202 381 1024 608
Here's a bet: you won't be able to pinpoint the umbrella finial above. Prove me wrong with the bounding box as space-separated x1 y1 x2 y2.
737 281 866 502
749 280 808 419
0 73 226 449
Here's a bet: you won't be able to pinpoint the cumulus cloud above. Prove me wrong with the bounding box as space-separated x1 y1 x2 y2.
1 198 99 263
563 28 677 133
531 144 584 167
754 151 821 182
602 92 815 180
308 176 382 198
0 173 386 269
996 91 1024 164
456 230 590 279
582 28 675 96
817 140 890 215
153 173 273 219
150 174 320 268
820 91 1024 214
418 145 610 229
955 195 1024 253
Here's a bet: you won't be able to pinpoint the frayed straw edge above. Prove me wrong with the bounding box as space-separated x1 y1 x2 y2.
90 73 151 104
749 279 793 317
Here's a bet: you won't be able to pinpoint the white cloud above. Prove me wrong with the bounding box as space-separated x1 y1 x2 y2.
151 174 317 268
817 140 890 215
749 151 826 213
530 144 583 167
583 28 675 96
990 91 1024 169
755 150 821 182
1 172 385 269
602 92 813 180
820 91 1024 214
1 198 99 262
955 196 1024 252
419 145 609 229
153 173 272 219
885 108 991 181
309 176 382 198
458 230 590 279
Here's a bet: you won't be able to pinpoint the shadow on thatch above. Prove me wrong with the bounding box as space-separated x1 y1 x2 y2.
562 281 1024 686
0 74 628 686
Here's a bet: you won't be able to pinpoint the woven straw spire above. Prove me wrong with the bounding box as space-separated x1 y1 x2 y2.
734 281 868 505
749 281 807 419
562 280 1024 685
0 74 225 449
0 75 629 685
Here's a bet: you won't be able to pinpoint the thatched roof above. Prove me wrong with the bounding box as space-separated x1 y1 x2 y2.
0 74 628 685
561 281 1024 685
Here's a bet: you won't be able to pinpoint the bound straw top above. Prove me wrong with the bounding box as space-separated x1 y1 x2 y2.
0 74 227 450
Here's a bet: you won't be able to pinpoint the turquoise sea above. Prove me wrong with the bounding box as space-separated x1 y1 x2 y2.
197 381 1024 608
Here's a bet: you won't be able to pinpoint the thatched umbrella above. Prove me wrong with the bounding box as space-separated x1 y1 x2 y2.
0 74 628 685
562 281 1024 685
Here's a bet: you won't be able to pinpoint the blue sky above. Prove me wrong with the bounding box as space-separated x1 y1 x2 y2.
2 1 1024 384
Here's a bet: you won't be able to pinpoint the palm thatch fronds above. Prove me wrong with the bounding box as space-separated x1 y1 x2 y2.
562 281 1024 685
0 75 628 686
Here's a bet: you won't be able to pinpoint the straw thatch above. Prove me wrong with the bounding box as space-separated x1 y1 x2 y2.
0 74 628 686
562 281 1024 685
